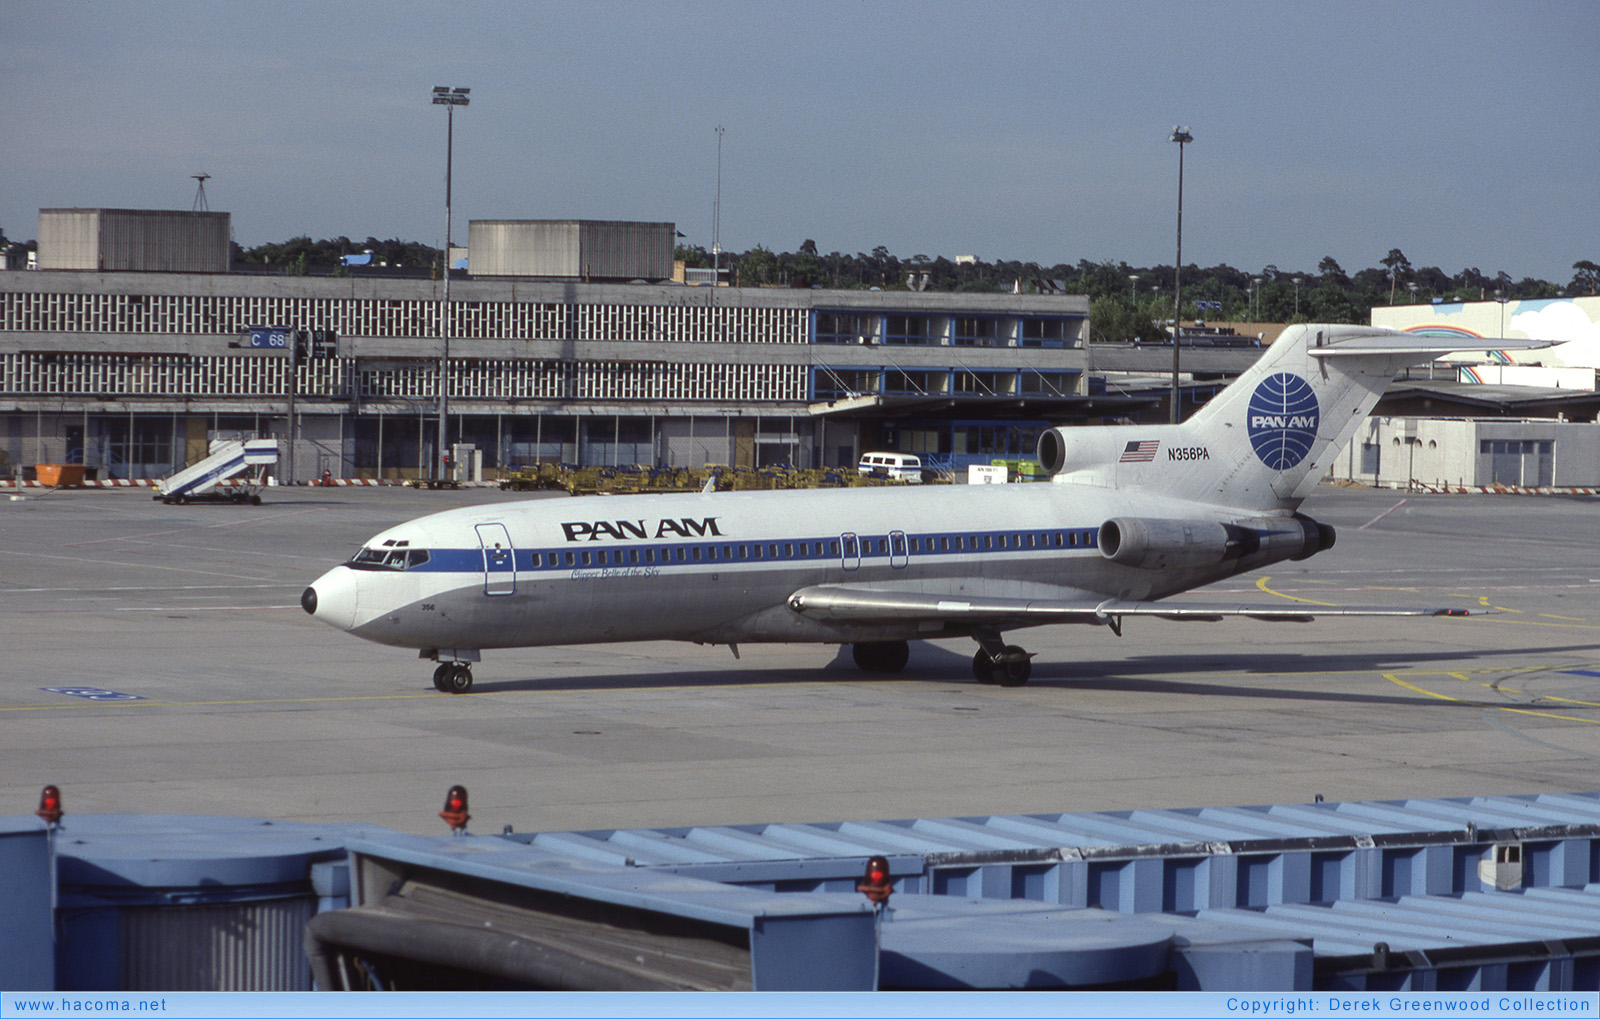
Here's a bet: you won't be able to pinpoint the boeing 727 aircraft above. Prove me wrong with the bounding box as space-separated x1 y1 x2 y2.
302 324 1544 693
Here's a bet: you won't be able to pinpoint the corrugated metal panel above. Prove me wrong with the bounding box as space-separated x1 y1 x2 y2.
468 220 672 279
0 825 54 990
576 220 674 280
37 209 101 270
119 897 315 990
37 209 229 273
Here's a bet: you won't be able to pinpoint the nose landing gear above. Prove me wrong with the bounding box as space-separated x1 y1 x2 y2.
432 662 474 693
427 651 481 694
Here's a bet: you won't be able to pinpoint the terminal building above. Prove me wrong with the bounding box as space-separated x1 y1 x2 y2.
1 210 1134 483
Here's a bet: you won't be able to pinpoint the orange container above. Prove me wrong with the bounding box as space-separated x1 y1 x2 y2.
35 464 87 487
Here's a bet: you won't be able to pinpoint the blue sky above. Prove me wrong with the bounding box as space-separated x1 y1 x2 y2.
3 1 1594 281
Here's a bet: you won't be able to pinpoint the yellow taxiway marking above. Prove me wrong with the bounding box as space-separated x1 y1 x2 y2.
1255 576 1340 607
1254 577 1596 628
1383 671 1600 725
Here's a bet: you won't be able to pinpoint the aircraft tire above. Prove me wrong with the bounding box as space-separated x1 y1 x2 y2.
445 664 474 694
250 494 262 505
432 663 451 692
997 646 1031 687
972 650 1000 684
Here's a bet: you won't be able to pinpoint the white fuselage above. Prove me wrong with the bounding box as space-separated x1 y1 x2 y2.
305 481 1293 654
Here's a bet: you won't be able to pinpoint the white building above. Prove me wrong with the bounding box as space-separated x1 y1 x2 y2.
1333 416 1600 490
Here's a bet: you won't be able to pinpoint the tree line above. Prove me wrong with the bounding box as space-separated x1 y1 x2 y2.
679 242 1600 343
20 225 1579 347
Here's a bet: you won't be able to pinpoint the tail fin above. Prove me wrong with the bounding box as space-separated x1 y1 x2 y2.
1179 324 1548 510
1040 324 1550 512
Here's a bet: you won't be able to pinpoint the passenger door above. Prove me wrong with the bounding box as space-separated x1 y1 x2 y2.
475 523 516 596
840 532 861 572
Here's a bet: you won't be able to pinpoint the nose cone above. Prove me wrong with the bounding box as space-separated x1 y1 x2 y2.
304 565 359 632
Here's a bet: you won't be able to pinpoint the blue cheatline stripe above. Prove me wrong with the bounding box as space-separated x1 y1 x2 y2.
400 526 1101 576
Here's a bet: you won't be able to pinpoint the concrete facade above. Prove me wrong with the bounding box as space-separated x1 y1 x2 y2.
0 269 1090 483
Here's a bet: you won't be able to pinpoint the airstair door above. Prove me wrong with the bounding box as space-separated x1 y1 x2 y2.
475 523 516 596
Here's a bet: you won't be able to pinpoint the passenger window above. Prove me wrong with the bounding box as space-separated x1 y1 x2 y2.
580 551 591 566
564 551 575 566
783 543 793 558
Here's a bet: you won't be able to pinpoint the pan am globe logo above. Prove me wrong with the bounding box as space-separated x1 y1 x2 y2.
1247 373 1320 470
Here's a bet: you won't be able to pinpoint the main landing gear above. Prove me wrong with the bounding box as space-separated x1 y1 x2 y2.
851 640 910 673
971 628 1034 686
431 662 474 694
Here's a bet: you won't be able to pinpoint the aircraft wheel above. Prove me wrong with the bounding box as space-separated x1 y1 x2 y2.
997 646 1032 687
250 494 262 506
972 650 999 684
852 640 909 673
445 664 474 694
432 663 451 691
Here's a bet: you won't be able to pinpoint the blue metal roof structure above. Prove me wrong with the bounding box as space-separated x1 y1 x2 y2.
10 792 1600 992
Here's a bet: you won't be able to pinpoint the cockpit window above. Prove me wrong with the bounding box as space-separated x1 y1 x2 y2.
348 546 429 571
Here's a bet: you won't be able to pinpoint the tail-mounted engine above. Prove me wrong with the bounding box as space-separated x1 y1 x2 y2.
1098 515 1335 570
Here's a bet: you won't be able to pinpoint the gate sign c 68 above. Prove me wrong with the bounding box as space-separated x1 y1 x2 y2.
247 326 291 350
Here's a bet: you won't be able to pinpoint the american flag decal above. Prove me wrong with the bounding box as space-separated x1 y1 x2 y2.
1120 440 1159 463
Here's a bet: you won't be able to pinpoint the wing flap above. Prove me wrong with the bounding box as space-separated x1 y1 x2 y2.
785 585 1468 626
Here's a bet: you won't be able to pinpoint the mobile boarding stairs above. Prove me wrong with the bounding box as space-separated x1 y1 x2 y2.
154 438 278 505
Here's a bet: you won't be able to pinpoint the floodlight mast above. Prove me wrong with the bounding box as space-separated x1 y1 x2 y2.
431 86 469 480
1169 126 1192 424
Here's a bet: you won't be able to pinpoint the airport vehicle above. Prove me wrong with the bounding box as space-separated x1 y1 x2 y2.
857 452 924 483
303 325 1543 693
154 439 277 505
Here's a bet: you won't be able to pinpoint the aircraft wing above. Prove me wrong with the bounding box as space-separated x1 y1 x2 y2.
785 585 1468 629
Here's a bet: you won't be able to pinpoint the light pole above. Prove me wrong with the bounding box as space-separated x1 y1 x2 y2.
1494 288 1509 338
1293 276 1304 319
713 125 724 286
1169 126 1191 423
1251 277 1261 321
431 85 469 480
1128 273 1140 304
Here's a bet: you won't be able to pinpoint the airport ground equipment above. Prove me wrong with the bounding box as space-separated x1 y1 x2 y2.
154 438 277 505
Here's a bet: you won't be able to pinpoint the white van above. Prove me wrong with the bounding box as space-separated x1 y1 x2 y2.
857 452 923 483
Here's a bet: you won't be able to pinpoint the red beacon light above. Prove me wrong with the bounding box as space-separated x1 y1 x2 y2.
439 784 470 834
36 785 63 827
857 854 892 907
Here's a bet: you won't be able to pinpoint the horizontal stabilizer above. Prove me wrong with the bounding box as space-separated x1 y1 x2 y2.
786 585 1469 627
1307 333 1552 358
